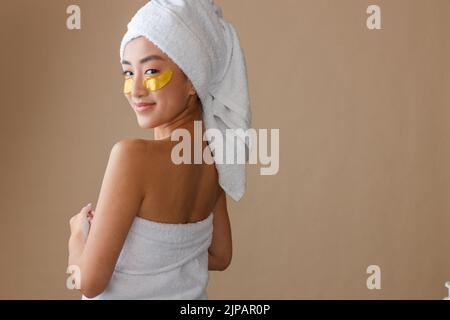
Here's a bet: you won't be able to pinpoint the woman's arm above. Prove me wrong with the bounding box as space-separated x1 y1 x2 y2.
208 188 232 271
68 139 146 298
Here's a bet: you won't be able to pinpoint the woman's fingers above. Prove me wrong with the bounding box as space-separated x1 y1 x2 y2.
80 203 93 214
74 203 95 225
87 209 95 223
69 203 95 235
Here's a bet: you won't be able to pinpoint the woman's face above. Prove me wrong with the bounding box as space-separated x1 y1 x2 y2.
121 36 196 129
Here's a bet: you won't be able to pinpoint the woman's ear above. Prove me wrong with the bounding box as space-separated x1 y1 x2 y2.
187 79 197 96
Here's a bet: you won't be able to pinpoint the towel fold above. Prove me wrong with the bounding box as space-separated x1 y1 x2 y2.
120 0 252 201
82 213 214 300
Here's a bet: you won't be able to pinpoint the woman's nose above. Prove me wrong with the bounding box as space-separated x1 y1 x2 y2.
131 75 149 98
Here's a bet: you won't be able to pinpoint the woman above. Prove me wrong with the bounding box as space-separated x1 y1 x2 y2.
68 0 251 300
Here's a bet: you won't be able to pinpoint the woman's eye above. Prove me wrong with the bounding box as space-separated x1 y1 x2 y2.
145 69 159 76
122 71 133 77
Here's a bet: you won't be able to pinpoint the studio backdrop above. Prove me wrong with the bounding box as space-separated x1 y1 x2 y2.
0 0 449 299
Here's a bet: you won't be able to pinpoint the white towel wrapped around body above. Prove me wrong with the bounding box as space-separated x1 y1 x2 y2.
82 213 214 300
120 0 252 202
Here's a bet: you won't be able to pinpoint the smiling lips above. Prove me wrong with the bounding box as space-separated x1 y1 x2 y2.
134 102 156 112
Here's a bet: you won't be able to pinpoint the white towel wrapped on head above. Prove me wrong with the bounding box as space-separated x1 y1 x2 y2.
120 0 252 202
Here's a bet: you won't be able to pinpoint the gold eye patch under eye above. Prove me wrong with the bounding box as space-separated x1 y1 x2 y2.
123 68 174 95
123 78 133 94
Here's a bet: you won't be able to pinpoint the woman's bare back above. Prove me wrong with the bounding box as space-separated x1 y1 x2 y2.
135 138 220 224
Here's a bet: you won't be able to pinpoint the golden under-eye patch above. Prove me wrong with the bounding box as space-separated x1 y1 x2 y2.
123 68 174 95
144 68 173 91
123 77 133 94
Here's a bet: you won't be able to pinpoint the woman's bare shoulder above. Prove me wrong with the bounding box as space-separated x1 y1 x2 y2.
117 138 186 174
109 139 167 173
113 138 174 157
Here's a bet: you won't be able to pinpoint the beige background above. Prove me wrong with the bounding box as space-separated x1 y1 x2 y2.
0 0 449 299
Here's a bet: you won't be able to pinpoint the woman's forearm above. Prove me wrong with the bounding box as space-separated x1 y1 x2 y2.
208 252 227 271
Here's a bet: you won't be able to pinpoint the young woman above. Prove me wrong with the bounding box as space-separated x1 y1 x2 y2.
68 0 250 300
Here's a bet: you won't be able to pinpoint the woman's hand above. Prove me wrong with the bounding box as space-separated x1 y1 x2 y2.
87 206 95 223
69 203 94 241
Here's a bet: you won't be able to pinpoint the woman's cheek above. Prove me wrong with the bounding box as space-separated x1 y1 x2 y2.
127 95 134 106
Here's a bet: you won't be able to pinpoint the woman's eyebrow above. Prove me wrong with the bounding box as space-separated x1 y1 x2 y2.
121 55 165 65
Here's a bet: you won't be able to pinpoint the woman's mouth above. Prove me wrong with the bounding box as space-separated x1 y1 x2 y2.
134 102 156 112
